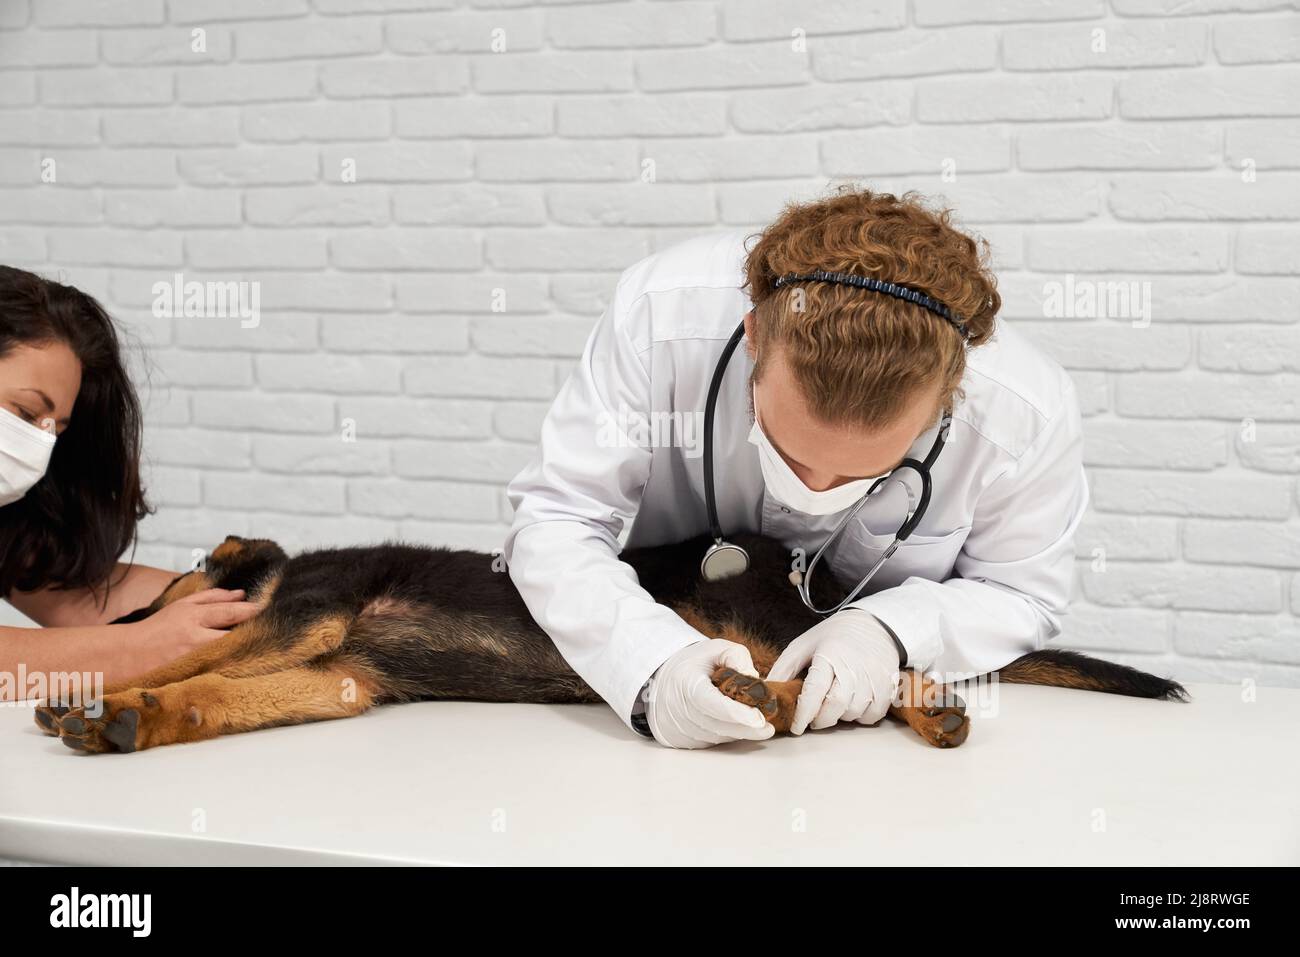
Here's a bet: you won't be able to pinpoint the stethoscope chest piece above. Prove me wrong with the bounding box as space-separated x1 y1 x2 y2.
700 540 749 582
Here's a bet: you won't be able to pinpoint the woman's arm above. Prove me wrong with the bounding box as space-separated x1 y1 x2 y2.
7 562 178 628
1 587 263 702
0 621 142 701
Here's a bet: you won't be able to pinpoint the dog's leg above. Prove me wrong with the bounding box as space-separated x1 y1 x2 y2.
33 612 352 736
212 612 352 678
887 669 969 748
33 615 276 736
54 663 377 754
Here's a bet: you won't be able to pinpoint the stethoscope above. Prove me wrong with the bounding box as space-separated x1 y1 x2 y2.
700 320 951 616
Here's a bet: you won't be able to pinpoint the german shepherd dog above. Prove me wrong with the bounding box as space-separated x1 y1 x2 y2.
35 532 1187 754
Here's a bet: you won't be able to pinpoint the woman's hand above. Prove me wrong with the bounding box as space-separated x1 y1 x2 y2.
127 588 265 675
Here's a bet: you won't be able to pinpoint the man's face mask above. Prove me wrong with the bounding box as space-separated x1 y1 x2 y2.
746 385 885 516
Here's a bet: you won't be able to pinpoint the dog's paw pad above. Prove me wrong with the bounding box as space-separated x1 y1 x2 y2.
928 711 970 748
34 707 61 734
60 715 86 734
100 709 140 753
53 702 141 755
712 668 779 717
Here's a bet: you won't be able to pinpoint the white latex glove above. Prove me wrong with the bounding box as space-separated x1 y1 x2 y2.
645 639 777 750
766 609 902 735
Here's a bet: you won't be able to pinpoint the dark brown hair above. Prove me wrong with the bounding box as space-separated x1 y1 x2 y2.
0 266 150 603
743 184 1000 428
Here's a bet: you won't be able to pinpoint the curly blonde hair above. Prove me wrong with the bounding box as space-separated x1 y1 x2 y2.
742 185 1000 429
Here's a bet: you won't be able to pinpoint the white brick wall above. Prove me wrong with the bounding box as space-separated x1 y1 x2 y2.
1 0 1297 687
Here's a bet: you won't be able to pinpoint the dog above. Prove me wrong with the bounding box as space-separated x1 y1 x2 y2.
34 532 1187 753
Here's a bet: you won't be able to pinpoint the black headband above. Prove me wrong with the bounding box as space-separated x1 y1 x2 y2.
772 270 971 341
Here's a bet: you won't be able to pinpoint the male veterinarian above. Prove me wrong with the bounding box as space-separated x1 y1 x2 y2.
504 187 1088 749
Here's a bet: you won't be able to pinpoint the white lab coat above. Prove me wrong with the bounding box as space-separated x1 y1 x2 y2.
504 228 1089 732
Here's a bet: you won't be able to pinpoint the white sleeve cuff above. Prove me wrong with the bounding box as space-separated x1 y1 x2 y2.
847 587 943 675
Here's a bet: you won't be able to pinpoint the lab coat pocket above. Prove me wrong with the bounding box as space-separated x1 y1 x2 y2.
835 523 972 593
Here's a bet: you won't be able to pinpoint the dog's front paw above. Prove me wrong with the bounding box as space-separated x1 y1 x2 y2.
56 689 168 754
56 686 202 754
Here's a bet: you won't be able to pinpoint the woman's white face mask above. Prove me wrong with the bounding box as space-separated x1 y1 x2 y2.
746 386 884 516
0 406 57 507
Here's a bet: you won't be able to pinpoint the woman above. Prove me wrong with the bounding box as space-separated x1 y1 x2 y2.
0 266 261 701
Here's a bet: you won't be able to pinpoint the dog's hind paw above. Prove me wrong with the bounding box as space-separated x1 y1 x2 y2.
912 704 970 749
711 666 801 733
891 672 970 748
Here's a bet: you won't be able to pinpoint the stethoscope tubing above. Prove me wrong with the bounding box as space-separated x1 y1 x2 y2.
702 321 749 545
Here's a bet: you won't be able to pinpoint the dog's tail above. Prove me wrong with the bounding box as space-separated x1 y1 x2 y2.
998 649 1189 701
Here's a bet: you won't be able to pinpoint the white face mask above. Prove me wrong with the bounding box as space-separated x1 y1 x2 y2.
0 406 57 507
746 388 884 516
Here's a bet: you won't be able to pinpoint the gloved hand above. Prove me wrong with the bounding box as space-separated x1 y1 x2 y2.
645 639 777 749
766 609 902 735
